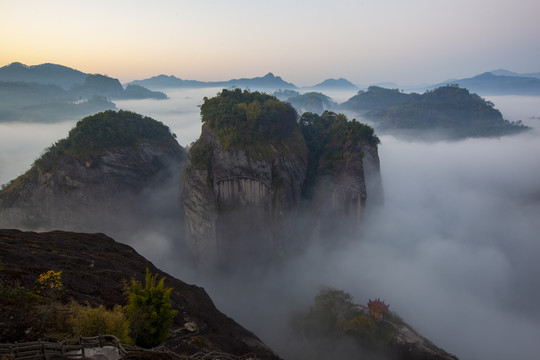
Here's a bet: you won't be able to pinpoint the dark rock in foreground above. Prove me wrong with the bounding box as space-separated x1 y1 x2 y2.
0 229 280 359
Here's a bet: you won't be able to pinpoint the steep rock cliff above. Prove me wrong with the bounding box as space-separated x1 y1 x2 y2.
299 111 382 240
182 90 308 270
0 111 185 238
182 91 383 270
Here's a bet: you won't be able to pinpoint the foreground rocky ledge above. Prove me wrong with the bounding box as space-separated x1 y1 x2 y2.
0 229 279 360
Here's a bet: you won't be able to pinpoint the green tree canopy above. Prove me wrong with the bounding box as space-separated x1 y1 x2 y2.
123 268 178 348
299 111 379 196
200 88 298 149
32 110 176 173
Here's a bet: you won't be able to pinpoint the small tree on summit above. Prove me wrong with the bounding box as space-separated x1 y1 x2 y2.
124 268 178 348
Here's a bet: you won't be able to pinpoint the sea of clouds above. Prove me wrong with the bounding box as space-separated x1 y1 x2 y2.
1 90 539 360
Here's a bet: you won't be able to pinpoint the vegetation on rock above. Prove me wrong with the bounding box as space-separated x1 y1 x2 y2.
285 92 337 114
0 267 130 342
32 110 177 173
341 85 529 137
189 88 308 184
292 287 401 354
69 302 132 344
299 111 379 196
341 86 414 112
191 90 378 184
0 265 173 347
123 268 178 348
200 88 300 152
0 229 278 358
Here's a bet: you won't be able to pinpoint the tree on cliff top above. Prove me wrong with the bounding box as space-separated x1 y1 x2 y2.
299 111 379 196
200 88 299 150
32 110 176 173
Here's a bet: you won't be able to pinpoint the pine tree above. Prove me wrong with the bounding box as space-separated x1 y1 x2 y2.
124 268 178 348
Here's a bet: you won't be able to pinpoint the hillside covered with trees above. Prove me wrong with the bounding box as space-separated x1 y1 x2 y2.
341 85 529 139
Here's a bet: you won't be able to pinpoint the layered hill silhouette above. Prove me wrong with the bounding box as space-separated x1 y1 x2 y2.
427 70 540 95
128 72 297 91
0 62 166 122
340 85 530 139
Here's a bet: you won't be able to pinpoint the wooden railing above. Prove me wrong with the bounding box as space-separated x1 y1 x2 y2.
0 335 127 360
0 336 257 360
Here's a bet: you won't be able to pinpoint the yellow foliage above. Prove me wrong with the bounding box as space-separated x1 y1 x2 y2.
69 302 132 345
37 270 63 290
345 315 377 337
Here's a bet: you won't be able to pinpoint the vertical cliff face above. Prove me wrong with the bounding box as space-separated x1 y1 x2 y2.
311 148 367 230
182 91 382 270
0 111 185 238
360 141 384 207
182 121 307 270
299 111 382 241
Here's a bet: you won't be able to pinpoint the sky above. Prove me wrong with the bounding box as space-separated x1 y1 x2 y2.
1 0 539 87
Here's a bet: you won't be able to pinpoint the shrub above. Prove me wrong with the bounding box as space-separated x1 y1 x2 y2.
123 269 177 348
0 279 39 308
35 270 63 301
69 302 132 344
345 314 377 342
297 287 354 337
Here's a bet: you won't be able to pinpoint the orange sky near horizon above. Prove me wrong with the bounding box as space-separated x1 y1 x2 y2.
1 0 540 86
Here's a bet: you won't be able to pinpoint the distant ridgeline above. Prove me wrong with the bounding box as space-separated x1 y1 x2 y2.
340 85 530 139
0 62 166 123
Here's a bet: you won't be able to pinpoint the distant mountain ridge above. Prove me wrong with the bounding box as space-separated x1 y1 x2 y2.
4 62 538 96
128 72 297 90
429 71 540 95
0 62 167 100
0 62 87 89
306 78 359 90
490 69 540 79
130 73 362 92
0 62 166 122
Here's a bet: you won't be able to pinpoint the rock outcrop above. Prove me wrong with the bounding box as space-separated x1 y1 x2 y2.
182 90 382 270
0 110 185 239
183 113 308 270
0 229 280 359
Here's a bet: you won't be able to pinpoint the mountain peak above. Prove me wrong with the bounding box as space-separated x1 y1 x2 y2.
489 69 519 77
7 61 28 69
310 78 359 90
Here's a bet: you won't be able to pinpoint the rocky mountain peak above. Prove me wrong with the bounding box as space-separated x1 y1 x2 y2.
182 90 382 270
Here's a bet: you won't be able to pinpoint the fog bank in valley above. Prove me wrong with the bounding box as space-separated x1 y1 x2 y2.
179 95 540 360
188 126 540 360
1 90 539 360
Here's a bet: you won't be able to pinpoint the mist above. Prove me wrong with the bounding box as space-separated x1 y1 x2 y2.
170 94 540 360
1 89 540 359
